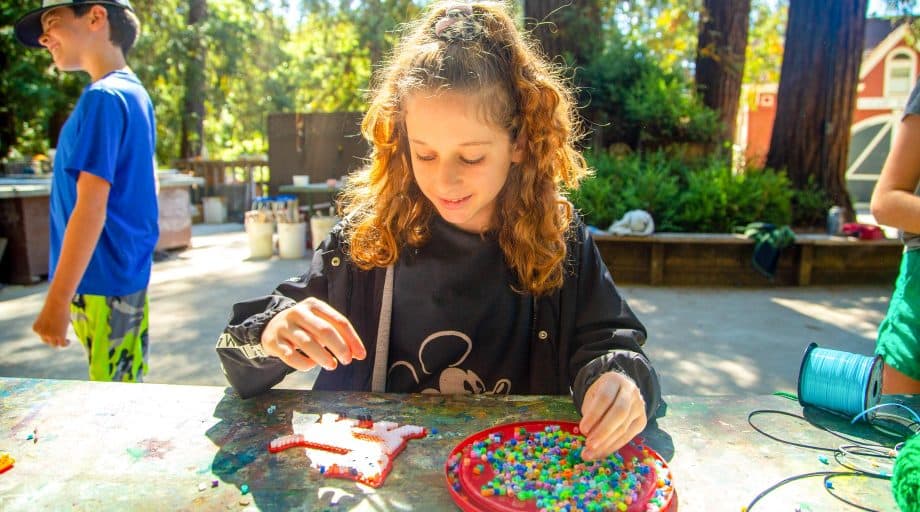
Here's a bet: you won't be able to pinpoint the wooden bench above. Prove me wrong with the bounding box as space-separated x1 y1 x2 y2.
593 232 903 286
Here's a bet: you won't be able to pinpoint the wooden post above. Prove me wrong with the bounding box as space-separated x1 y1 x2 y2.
798 243 814 286
650 243 665 285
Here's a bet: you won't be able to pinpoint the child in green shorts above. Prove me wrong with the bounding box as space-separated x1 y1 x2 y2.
871 80 920 394
14 1 157 382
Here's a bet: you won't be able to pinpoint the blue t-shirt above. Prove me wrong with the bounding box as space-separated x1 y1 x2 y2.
50 69 158 296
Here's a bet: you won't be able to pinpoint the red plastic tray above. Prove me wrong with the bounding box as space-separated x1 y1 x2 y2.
445 421 676 512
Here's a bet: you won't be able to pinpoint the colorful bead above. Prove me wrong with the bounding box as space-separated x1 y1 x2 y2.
458 425 668 511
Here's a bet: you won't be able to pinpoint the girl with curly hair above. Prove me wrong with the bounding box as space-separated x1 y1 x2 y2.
218 0 660 460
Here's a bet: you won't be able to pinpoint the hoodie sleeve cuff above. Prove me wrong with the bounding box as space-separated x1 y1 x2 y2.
572 350 661 420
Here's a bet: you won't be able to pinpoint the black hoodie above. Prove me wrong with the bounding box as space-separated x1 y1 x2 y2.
216 215 661 421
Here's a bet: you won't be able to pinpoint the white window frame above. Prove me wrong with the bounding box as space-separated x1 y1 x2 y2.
884 49 916 99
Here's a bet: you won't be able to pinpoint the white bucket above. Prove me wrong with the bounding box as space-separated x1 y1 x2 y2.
203 196 227 224
278 222 307 259
310 215 340 249
246 220 274 259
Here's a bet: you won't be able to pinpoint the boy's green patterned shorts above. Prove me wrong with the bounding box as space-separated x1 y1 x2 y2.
70 289 149 382
876 248 920 381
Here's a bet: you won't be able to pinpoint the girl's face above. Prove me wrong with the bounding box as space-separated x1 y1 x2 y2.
404 90 524 233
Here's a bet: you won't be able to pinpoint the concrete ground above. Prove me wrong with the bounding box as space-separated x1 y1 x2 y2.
0 223 893 396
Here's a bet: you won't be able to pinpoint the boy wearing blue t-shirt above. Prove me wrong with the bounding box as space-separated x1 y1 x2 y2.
15 0 157 382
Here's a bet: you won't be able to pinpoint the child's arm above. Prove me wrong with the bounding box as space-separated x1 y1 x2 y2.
259 297 366 372
566 223 661 460
33 172 110 347
870 114 920 233
217 293 301 398
217 281 365 399
216 227 365 398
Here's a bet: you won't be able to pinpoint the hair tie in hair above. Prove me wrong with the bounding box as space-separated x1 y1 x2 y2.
434 4 480 42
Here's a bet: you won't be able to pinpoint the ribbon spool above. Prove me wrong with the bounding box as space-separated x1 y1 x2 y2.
797 342 883 420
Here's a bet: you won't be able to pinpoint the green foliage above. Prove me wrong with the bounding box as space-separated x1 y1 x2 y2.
578 33 722 151
673 162 792 232
611 1 700 70
571 151 685 231
0 0 782 166
571 151 794 233
285 15 371 113
568 163 618 229
790 175 832 228
0 3 87 159
625 72 722 149
204 1 296 159
0 0 853 231
0 0 849 239
743 0 787 86
609 0 786 87
132 0 185 163
1 0 419 164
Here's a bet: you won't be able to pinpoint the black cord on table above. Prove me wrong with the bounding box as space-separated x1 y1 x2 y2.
747 409 886 451
745 471 881 511
824 473 891 512
744 409 896 511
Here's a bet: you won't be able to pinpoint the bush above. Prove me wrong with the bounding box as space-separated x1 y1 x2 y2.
577 35 722 151
672 163 793 232
571 151 794 233
790 176 833 228
570 151 682 230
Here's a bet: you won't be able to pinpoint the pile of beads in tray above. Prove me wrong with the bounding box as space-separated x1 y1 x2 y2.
446 422 673 512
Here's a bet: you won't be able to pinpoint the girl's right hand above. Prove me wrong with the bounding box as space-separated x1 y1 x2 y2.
260 297 367 371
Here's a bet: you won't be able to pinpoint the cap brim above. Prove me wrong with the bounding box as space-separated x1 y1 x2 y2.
14 2 134 48
14 7 52 48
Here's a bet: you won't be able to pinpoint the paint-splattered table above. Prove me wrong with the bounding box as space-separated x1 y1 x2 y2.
0 377 912 511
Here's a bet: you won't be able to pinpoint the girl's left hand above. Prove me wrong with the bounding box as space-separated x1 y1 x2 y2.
579 371 646 461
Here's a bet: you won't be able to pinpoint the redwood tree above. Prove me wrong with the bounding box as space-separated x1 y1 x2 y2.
765 0 868 221
180 0 207 159
695 0 751 144
524 0 604 148
523 0 602 67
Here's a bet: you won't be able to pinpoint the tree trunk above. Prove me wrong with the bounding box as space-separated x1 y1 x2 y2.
525 0 562 62
695 0 751 144
524 0 601 67
524 1 603 148
49 109 70 149
766 0 867 222
0 45 12 161
363 0 385 71
180 0 207 159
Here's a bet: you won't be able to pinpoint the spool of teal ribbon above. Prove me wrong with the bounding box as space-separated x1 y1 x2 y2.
797 343 883 419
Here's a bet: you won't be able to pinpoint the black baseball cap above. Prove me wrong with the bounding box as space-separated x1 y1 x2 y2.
14 0 134 48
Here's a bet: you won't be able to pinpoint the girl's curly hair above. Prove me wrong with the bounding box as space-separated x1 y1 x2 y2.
339 0 590 296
